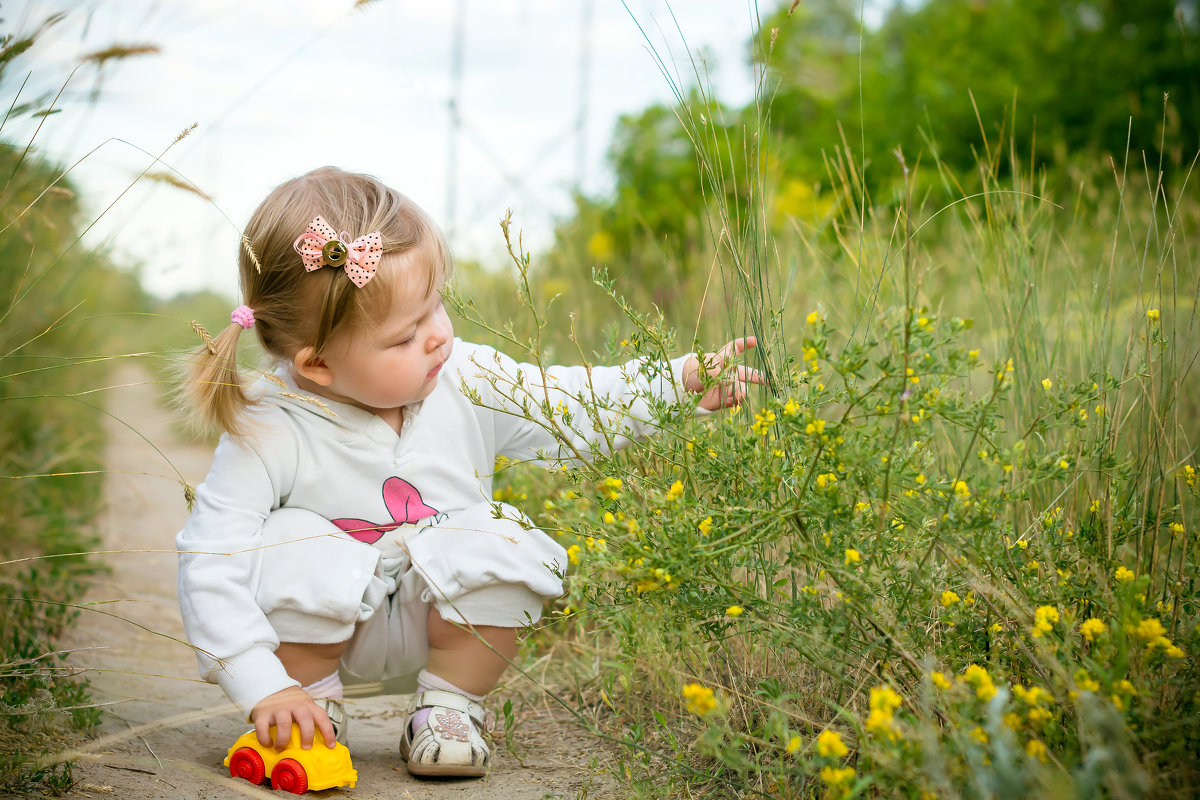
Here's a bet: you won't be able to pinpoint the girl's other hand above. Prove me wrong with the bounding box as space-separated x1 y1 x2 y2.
250 686 336 750
683 336 767 411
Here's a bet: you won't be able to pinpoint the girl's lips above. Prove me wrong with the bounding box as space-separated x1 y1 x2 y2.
427 362 443 379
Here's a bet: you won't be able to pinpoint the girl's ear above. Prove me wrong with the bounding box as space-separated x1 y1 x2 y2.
293 346 334 386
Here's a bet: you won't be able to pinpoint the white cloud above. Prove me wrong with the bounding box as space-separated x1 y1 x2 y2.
4 0 764 298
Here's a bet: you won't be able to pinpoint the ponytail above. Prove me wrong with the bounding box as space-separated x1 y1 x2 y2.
183 315 254 437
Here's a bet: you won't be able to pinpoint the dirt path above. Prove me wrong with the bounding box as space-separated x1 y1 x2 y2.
65 365 601 799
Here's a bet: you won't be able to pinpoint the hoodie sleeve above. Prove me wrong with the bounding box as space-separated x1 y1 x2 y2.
175 422 299 716
452 339 707 465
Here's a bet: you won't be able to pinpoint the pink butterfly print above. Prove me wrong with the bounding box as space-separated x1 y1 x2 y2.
331 477 439 544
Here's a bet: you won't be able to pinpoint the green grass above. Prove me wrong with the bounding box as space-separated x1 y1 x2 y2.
463 49 1200 795
0 132 155 791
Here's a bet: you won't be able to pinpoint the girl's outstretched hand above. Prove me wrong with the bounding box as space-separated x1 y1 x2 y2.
251 685 337 750
682 336 766 411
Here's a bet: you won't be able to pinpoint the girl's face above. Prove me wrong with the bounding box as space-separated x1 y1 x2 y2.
310 273 454 414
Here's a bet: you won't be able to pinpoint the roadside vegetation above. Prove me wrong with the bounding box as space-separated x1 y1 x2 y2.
2 1 1197 797
472 2 1199 797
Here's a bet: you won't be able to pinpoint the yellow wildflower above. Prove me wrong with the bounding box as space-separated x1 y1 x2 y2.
930 671 953 690
1115 566 1135 583
820 766 855 786
601 476 623 500
816 729 848 759
1025 738 1048 762
816 472 838 489
968 349 980 359
666 480 684 501
1079 618 1107 642
1042 378 1053 391
752 409 777 436
786 735 801 755
864 709 898 739
806 310 823 325
989 622 1003 635
1012 684 1049 706
697 516 713 536
953 480 970 498
603 511 615 524
1028 707 1053 727
969 726 989 745
566 544 581 565
681 683 717 716
941 590 961 608
844 548 861 566
782 397 800 416
805 418 827 435
1147 308 1160 322
1134 617 1166 641
870 686 902 715
725 606 743 618
963 665 997 701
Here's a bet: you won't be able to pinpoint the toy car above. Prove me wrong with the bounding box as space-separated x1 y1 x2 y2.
224 725 357 794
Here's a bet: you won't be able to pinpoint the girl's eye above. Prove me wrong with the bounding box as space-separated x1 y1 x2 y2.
396 335 414 347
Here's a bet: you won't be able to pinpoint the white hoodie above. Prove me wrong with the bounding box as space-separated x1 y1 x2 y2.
177 339 698 711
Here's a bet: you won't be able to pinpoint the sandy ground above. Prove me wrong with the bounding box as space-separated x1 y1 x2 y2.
63 365 603 799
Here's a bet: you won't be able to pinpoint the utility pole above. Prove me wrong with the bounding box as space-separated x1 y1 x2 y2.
576 0 593 194
446 0 466 238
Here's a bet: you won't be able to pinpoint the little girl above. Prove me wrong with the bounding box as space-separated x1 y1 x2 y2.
176 166 757 778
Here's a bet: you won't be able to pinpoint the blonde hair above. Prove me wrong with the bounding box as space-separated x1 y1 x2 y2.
187 166 452 437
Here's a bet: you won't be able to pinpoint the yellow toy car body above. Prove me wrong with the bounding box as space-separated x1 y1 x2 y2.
224 725 357 794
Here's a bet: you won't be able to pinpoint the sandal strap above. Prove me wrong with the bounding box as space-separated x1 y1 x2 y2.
411 690 486 727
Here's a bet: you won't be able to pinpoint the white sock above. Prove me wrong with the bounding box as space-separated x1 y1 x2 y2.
412 669 484 731
301 671 344 700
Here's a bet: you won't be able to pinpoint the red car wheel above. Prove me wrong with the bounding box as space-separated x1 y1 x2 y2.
228 747 265 784
271 758 309 794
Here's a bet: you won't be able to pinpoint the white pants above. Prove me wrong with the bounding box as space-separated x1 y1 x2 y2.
254 502 566 691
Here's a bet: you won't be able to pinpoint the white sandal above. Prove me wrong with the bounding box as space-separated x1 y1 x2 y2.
398 690 490 777
313 697 348 743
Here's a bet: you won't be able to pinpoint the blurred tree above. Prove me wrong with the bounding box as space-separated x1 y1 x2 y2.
544 0 1199 290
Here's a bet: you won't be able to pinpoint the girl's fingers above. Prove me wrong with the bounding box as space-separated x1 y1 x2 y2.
707 337 759 377
732 365 768 385
729 381 748 407
295 711 316 750
273 711 293 750
254 715 273 748
316 710 337 749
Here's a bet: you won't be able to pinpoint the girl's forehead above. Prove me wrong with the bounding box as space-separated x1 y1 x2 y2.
376 255 443 322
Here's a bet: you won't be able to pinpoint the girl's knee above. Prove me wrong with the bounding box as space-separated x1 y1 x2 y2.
257 507 386 643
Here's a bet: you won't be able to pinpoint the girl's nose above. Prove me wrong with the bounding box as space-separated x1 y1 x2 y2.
428 314 450 351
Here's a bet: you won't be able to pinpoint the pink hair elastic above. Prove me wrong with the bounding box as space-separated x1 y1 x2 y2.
231 305 255 330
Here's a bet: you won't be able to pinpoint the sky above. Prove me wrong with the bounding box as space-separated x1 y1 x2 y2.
3 0 781 299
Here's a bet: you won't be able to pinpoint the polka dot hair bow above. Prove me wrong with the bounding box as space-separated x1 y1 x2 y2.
293 215 383 288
